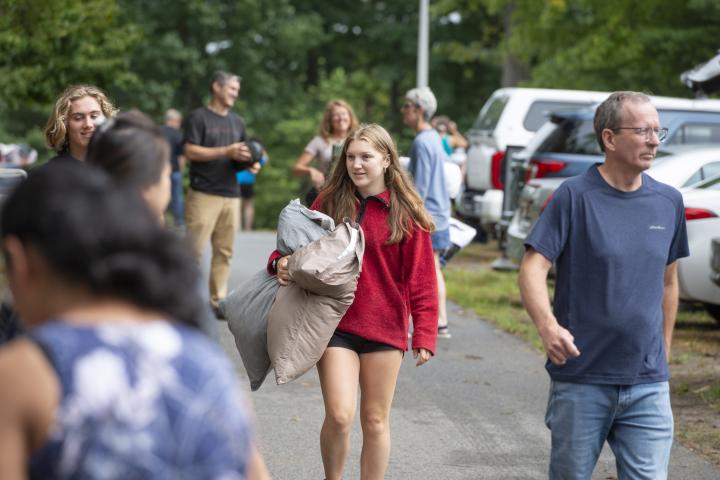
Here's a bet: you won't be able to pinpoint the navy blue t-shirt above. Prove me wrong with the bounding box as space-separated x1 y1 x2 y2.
525 164 689 385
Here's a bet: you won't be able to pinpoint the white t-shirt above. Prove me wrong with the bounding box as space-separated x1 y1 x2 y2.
304 136 339 174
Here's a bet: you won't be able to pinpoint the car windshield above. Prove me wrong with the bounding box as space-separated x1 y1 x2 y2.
536 117 601 154
520 120 559 155
697 173 720 190
473 95 508 130
523 102 594 132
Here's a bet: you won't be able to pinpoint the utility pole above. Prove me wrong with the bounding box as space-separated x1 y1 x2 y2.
417 0 429 88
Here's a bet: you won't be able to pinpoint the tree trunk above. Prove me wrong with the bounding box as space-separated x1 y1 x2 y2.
501 2 529 87
306 50 318 88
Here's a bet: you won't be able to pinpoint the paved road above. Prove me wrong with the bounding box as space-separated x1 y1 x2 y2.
207 231 720 479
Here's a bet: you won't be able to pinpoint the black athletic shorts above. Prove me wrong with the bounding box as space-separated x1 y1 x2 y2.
239 183 254 199
327 329 401 355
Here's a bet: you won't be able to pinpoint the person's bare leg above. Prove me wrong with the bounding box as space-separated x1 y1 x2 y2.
435 253 448 329
238 198 245 231
243 198 255 231
317 347 360 480
247 444 271 480
358 349 403 480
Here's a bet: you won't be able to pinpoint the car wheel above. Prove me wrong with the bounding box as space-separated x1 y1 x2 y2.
705 303 720 323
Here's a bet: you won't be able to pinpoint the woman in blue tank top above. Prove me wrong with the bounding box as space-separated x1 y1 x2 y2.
0 162 268 479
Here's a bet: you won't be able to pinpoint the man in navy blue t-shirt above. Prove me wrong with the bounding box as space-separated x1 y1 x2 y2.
518 91 689 480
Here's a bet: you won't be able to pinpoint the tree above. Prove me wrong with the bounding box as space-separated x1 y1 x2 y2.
507 0 720 96
0 0 139 145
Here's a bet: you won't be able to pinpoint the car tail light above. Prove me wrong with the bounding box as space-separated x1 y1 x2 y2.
491 150 505 190
528 158 567 179
685 207 718 221
539 192 555 214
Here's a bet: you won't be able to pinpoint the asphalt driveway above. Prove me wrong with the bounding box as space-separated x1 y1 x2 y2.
208 231 720 479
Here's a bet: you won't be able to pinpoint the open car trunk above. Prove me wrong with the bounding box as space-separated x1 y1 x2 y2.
682 51 720 97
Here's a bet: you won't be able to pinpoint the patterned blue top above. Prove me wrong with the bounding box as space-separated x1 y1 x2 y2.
29 320 252 479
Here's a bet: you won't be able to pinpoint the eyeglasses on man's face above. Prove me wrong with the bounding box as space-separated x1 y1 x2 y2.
401 102 417 110
612 126 669 143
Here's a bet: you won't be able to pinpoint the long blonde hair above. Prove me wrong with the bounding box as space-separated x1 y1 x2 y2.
318 99 359 141
44 85 117 151
320 124 435 244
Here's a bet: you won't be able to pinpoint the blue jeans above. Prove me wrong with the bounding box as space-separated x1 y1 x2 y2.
545 381 672 480
169 170 184 226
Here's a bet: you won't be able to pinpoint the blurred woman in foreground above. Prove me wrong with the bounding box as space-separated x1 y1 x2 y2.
0 162 268 479
86 110 172 222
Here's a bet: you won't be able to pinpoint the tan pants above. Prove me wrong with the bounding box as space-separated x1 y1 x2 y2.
185 189 239 306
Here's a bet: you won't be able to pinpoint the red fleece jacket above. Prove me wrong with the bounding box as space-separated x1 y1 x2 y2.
269 190 438 354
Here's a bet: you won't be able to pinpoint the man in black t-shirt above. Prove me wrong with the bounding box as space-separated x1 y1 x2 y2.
184 71 260 316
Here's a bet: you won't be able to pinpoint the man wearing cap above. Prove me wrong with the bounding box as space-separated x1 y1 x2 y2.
402 86 451 338
184 71 260 318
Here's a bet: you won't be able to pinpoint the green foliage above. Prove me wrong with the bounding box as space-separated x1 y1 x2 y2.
0 0 140 151
1 0 717 226
507 0 720 96
443 244 544 350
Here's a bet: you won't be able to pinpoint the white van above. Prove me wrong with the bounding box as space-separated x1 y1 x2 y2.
459 88 610 234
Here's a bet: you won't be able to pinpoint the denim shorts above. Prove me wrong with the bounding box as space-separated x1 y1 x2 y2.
431 228 450 252
327 329 400 355
545 380 672 480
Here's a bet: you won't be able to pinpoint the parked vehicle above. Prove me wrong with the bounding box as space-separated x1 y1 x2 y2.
711 237 720 288
507 146 720 267
502 99 720 267
0 143 37 168
678 174 720 322
458 88 610 235
0 168 26 199
681 49 720 98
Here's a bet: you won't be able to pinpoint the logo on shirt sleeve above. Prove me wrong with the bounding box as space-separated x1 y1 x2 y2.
649 225 666 230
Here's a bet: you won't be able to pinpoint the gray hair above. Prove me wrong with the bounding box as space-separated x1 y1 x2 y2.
209 71 241 93
594 91 651 152
164 108 182 123
405 86 437 121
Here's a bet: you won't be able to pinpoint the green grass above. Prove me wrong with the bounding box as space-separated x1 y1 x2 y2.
446 242 720 465
445 243 719 367
444 248 544 351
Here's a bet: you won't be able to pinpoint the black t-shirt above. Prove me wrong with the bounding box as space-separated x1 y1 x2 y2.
183 107 247 197
161 125 184 172
48 151 80 163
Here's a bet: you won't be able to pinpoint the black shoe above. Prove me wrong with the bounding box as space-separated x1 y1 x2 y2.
212 304 226 321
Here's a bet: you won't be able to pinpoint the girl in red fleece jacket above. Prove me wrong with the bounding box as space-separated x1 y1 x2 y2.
272 123 438 480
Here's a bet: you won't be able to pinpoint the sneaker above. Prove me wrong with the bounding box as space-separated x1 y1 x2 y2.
437 326 451 339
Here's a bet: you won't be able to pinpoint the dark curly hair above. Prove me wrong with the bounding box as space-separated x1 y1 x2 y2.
0 162 204 328
85 110 169 190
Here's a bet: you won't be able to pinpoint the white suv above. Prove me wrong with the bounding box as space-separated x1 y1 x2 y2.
458 87 610 235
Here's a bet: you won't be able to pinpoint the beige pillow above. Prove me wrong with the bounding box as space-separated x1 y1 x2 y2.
267 222 364 385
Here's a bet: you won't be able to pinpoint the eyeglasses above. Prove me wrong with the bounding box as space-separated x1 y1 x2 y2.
401 102 417 110
613 126 669 142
